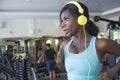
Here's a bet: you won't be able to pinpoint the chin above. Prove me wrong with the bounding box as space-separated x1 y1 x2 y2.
65 34 72 37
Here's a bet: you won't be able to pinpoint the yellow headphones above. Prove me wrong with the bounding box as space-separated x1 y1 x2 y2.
67 1 87 26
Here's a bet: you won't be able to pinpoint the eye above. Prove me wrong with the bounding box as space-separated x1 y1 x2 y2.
64 17 69 21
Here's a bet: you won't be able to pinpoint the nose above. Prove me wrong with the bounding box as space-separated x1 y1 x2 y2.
60 22 66 29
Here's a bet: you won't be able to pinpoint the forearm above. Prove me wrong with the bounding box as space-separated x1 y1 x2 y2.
109 62 120 76
38 54 44 61
99 62 120 80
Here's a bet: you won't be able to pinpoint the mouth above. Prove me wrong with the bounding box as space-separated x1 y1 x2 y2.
63 29 68 34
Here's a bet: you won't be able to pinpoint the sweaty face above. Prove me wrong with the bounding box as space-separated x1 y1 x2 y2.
60 9 80 37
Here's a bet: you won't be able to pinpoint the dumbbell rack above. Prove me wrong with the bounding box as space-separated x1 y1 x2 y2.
13 54 31 80
32 62 48 79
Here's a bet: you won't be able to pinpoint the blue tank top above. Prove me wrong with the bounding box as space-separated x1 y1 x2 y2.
64 36 101 80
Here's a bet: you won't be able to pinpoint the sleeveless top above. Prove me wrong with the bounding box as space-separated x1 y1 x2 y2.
64 36 101 80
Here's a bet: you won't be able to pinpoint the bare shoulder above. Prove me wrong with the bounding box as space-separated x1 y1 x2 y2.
96 38 117 48
57 38 70 55
96 38 120 54
61 38 70 48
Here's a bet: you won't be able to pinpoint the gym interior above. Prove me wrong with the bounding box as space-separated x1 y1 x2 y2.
0 0 120 80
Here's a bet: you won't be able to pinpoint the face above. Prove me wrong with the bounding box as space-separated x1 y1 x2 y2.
46 45 50 50
60 9 80 37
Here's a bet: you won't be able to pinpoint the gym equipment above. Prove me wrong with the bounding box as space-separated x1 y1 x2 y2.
13 54 31 80
3 52 15 71
94 16 120 26
0 63 20 80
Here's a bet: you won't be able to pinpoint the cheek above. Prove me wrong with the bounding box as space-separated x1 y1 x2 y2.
69 26 76 34
71 26 80 34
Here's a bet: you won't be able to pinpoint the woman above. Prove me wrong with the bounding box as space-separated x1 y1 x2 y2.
56 1 120 80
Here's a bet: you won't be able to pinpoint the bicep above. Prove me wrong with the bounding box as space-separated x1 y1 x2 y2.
57 46 64 60
105 40 120 56
97 39 120 56
56 42 65 63
56 40 69 62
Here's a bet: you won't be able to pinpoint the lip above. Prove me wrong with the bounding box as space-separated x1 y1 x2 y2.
63 29 68 34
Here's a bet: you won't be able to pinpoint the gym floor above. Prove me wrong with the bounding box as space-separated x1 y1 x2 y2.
0 72 67 80
40 73 67 80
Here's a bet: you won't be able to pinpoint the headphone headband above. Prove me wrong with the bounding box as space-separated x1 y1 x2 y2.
67 1 84 14
67 1 87 26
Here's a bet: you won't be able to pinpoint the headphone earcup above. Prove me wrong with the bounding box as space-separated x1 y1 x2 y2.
77 15 87 26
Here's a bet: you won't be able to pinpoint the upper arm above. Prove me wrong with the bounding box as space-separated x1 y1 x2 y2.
56 40 69 62
97 38 120 56
57 42 65 57
57 40 69 56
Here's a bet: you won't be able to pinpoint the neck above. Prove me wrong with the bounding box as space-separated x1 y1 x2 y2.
74 29 92 48
74 28 89 42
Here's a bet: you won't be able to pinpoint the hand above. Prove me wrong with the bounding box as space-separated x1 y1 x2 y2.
99 71 114 80
37 60 40 63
